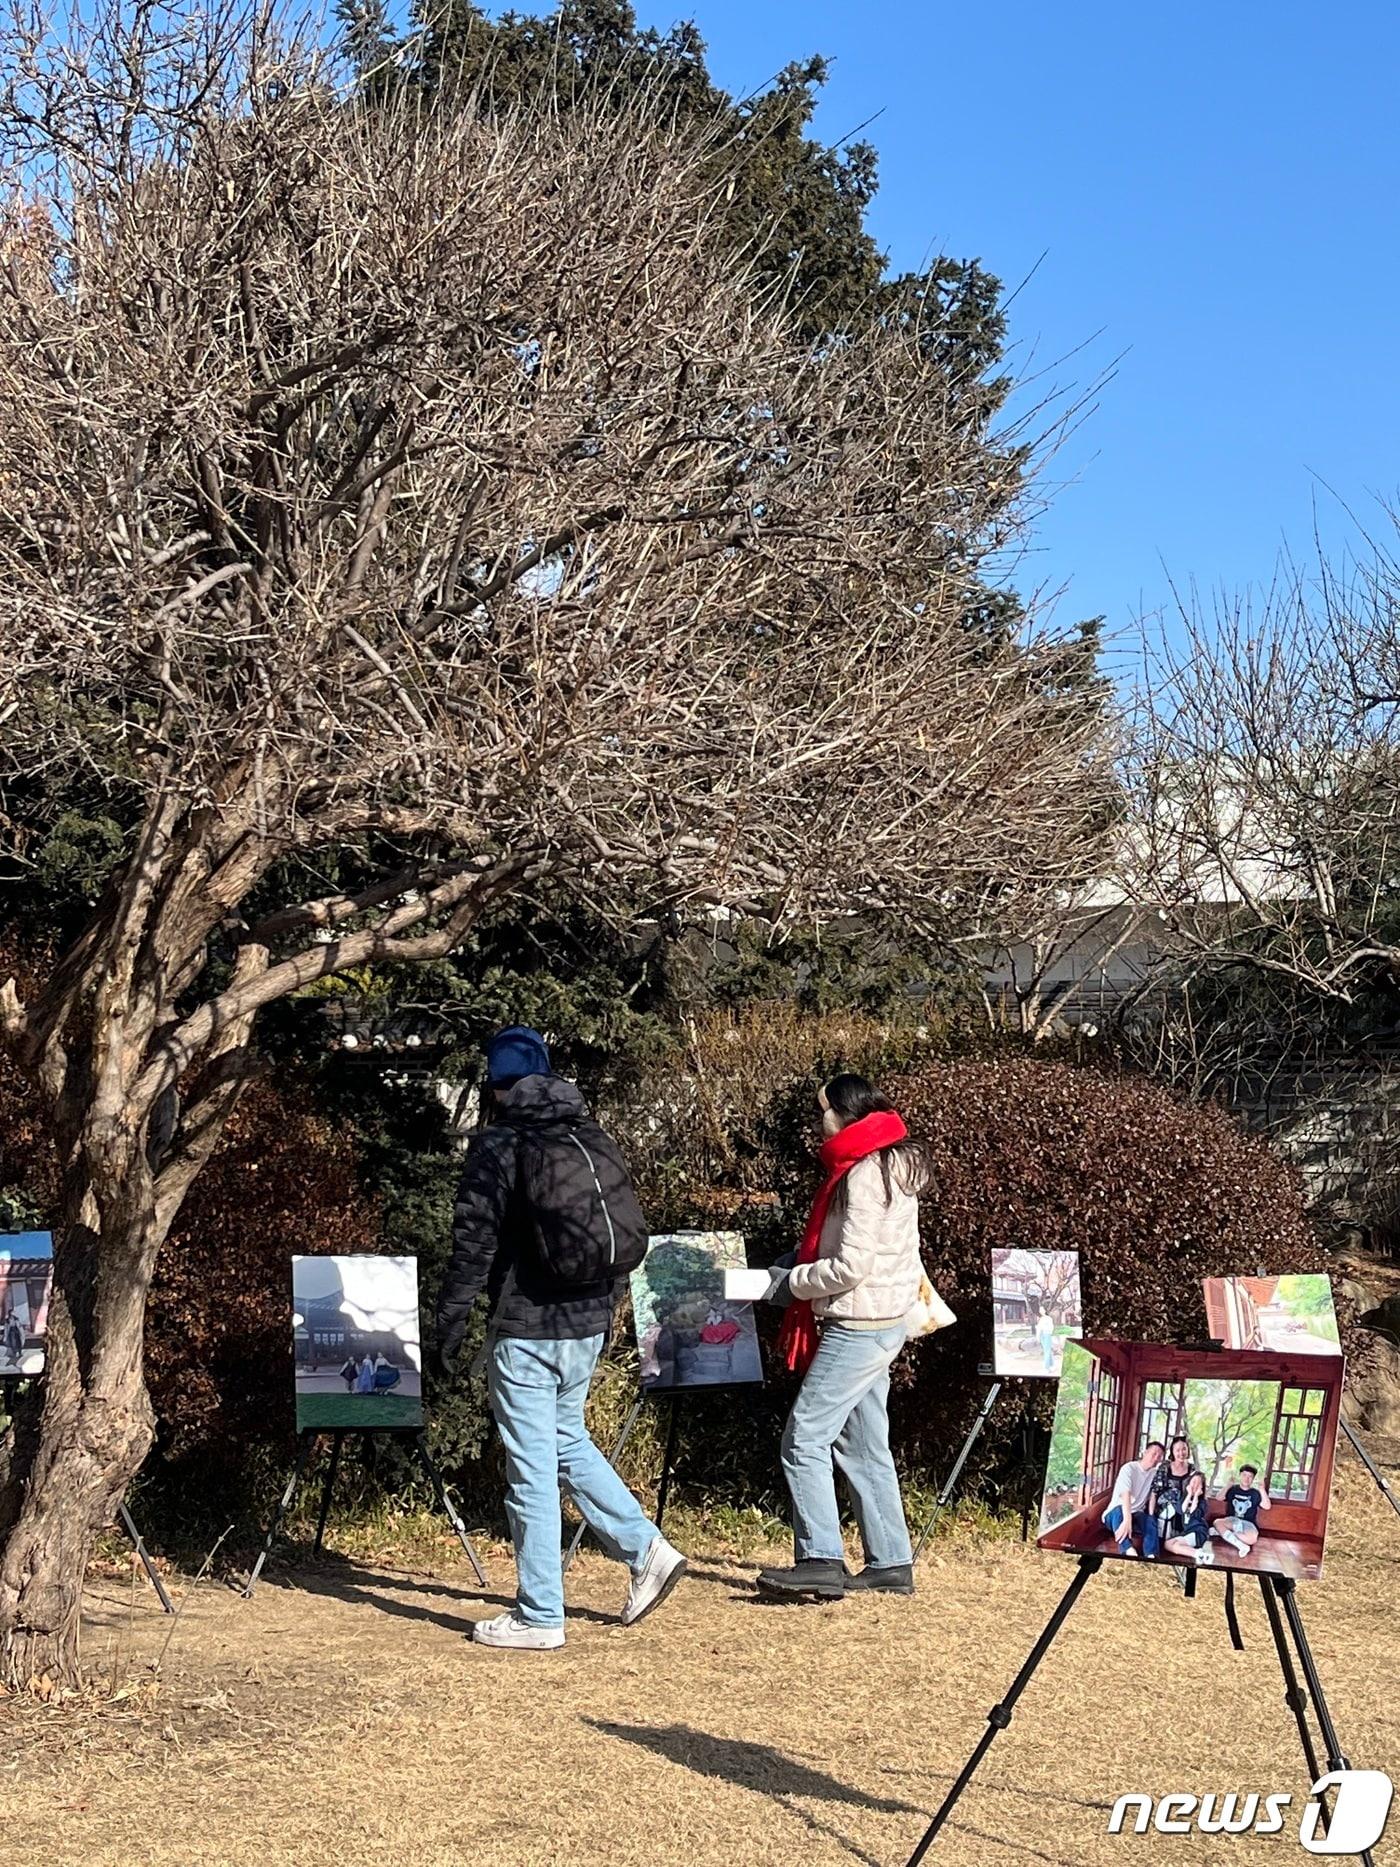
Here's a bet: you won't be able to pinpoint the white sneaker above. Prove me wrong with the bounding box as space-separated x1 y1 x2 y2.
621 1537 688 1627
471 1612 564 1651
1194 1544 1214 1564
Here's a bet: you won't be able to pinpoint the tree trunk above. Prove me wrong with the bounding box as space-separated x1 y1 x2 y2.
0 1349 154 1689
0 1186 160 1689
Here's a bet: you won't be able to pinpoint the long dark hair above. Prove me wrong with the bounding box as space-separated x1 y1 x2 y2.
822 1072 932 1203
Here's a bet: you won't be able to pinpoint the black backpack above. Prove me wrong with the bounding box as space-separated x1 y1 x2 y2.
515 1117 648 1287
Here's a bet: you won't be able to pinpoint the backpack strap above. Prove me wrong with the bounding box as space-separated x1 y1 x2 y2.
471 1125 524 1376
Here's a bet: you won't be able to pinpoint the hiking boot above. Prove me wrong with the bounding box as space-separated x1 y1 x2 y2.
846 1563 915 1595
471 1612 564 1651
622 1537 688 1627
755 1559 847 1600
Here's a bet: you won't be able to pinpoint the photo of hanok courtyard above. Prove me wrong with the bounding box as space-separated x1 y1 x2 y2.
1039 1338 1344 1580
292 1255 424 1432
0 1232 53 1377
990 1247 1082 1379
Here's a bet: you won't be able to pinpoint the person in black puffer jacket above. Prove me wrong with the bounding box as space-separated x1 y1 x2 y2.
436 1027 686 1652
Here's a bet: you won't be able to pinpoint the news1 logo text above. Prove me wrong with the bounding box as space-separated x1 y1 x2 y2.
1108 1770 1393 1854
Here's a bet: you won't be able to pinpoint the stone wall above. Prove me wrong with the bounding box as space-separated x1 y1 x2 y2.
1231 1056 1400 1258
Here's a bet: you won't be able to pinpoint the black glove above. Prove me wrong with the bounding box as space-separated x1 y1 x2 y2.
436 1329 465 1381
761 1267 794 1307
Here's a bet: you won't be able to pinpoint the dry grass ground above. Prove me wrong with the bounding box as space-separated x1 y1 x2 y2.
3 1456 1398 1867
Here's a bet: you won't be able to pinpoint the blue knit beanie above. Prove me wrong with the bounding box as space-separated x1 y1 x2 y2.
485 1025 552 1086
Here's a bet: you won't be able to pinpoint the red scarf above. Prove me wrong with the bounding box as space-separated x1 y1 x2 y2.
776 1109 909 1376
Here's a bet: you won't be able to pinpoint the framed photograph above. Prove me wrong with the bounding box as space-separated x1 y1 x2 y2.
990 1247 1082 1379
1203 1274 1341 1356
631 1232 764 1391
292 1255 423 1431
1038 1338 1343 1581
0 1232 53 1377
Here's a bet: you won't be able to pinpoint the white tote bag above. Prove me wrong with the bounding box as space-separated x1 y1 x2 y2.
905 1272 956 1342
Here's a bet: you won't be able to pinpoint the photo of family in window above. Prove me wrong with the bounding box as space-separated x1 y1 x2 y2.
1039 1338 1343 1580
1099 1438 1272 1564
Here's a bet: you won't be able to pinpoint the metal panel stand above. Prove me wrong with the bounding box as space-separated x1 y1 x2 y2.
911 1381 1002 1560
242 1430 489 1596
899 1556 1377 1864
117 1501 174 1615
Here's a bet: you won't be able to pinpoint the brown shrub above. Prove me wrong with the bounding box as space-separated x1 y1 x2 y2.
871 1058 1326 1474
0 937 58 1219
146 1078 378 1471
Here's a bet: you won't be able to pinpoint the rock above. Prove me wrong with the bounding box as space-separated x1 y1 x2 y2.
1359 1292 1400 1340
1339 1275 1380 1314
1344 1328 1400 1438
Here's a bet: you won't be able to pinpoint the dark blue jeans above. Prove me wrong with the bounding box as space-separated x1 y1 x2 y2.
1104 1504 1160 1557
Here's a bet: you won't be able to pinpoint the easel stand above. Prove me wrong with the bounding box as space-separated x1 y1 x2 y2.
912 1381 1002 1560
1342 1418 1400 1521
901 1554 1377 1867
242 1429 488 1597
653 1394 682 1529
1012 1387 1040 1542
912 1373 1045 1558
117 1501 174 1615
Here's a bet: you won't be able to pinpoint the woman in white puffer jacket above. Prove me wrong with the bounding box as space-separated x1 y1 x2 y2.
757 1073 930 1603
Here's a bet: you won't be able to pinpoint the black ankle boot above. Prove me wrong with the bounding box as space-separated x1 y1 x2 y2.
755 1559 847 1600
846 1563 915 1595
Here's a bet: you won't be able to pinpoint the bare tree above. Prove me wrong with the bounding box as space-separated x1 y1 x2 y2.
979 893 1148 1042
1126 535 1400 1002
0 4 1110 1682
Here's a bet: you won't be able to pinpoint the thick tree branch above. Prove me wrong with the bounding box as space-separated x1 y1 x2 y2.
132 856 545 1112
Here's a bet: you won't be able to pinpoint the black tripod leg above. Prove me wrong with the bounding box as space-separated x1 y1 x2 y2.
563 1393 646 1575
243 1433 316 1598
1223 1570 1243 1651
313 1430 345 1557
653 1397 681 1534
1342 1418 1400 1521
117 1502 174 1615
902 1555 1102 1865
1258 1574 1324 1785
413 1435 488 1588
1270 1575 1377 1867
912 1382 1001 1561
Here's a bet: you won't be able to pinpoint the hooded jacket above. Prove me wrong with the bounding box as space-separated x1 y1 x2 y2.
435 1074 619 1348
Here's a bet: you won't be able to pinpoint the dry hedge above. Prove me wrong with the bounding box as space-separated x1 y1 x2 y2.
858 1058 1326 1473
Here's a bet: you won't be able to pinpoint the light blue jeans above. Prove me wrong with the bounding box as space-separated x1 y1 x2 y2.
489 1334 660 1628
781 1321 912 1568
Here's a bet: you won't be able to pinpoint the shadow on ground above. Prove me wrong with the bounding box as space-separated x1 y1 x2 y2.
587 1718 924 1867
265 1557 617 1629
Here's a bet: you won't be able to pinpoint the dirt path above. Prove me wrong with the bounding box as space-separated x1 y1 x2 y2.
4 1458 1398 1867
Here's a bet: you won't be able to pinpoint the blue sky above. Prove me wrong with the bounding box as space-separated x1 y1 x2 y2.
628 0 1400 647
